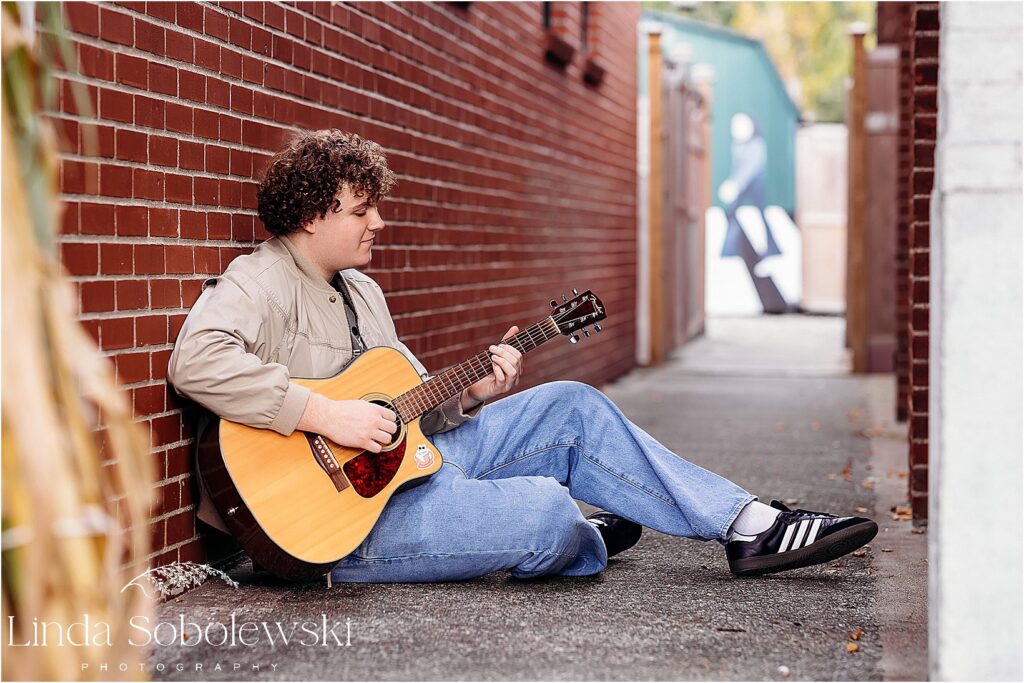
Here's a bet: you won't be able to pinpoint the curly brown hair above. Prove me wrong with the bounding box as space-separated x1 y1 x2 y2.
256 129 396 236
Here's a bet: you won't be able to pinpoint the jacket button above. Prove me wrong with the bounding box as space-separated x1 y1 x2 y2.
329 295 337 303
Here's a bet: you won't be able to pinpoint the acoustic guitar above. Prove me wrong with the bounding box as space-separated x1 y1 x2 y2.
198 289 606 581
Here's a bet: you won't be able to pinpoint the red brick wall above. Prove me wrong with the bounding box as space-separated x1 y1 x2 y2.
47 1 639 567
882 1 937 520
906 2 938 521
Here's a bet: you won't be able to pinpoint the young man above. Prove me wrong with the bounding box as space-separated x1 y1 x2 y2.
167 129 877 583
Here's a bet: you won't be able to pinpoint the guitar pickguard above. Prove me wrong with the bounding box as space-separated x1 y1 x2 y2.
343 437 407 498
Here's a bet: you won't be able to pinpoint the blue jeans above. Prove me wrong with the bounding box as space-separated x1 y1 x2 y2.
330 381 755 582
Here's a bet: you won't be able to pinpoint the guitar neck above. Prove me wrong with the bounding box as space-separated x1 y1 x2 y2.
393 317 561 422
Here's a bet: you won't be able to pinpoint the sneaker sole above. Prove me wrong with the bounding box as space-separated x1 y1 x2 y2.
729 520 879 577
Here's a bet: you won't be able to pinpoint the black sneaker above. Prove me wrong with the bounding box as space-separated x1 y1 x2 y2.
587 512 643 558
726 500 878 577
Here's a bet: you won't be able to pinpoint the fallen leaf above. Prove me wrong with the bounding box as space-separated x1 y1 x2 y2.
854 506 868 513
911 527 926 535
849 628 863 640
775 422 786 432
827 473 838 480
861 479 875 489
881 548 893 552
846 410 862 422
852 549 867 558
784 498 799 506
841 463 853 481
778 665 791 679
810 421 822 432
846 642 860 653
866 567 878 575
890 504 912 520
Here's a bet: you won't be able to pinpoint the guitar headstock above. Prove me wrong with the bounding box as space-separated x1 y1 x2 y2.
549 289 606 343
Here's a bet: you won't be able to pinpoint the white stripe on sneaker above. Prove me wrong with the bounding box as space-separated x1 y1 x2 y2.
792 519 811 550
778 523 797 553
802 518 823 548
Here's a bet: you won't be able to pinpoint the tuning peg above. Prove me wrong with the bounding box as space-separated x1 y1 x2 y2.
562 294 568 303
572 288 579 296
582 329 590 338
549 299 557 308
569 334 579 344
594 323 603 333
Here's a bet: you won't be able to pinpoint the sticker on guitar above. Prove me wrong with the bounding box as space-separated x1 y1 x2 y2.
414 444 435 469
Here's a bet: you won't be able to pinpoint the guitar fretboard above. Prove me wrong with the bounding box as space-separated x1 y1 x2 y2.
393 317 561 422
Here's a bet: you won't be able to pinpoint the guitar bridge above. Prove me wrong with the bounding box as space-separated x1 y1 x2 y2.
304 433 351 493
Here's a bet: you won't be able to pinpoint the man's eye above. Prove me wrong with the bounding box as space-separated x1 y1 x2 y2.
355 211 367 217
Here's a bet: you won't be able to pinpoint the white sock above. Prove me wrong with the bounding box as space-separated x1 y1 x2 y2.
727 500 781 542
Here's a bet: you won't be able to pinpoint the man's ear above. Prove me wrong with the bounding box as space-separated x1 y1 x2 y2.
300 219 317 235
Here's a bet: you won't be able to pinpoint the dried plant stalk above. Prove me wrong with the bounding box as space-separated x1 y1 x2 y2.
2 5 156 681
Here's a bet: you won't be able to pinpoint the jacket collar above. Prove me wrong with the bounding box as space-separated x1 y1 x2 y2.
276 234 337 294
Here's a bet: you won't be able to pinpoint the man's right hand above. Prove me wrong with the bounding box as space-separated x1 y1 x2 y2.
296 392 398 453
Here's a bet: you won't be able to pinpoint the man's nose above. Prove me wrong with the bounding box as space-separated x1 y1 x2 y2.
368 207 385 232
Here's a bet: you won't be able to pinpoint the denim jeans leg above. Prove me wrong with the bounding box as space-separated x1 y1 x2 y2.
330 464 607 583
431 381 756 542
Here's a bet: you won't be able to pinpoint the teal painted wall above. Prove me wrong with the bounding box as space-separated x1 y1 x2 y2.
641 13 801 213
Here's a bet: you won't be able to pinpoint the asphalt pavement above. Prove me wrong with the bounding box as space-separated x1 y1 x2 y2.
146 316 927 681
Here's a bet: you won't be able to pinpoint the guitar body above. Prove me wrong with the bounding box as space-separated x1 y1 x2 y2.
198 346 444 582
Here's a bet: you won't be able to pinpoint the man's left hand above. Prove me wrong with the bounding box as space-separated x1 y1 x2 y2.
464 326 523 405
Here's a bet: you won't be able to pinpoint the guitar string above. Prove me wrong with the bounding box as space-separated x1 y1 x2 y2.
398 317 557 419
400 313 583 418
395 317 573 421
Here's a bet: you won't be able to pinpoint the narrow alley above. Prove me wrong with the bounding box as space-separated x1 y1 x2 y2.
149 315 927 681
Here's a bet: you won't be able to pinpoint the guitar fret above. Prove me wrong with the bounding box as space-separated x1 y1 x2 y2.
393 302 593 423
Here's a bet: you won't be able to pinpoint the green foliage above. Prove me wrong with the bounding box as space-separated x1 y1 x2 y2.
644 1 876 122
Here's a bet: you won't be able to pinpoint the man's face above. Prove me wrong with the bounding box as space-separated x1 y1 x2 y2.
307 184 385 272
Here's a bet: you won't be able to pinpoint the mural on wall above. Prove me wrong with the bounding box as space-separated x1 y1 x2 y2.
706 113 802 315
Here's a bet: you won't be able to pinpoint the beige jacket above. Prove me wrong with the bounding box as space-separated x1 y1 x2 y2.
167 236 481 532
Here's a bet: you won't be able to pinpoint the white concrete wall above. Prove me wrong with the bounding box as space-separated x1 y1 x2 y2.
930 3 1023 680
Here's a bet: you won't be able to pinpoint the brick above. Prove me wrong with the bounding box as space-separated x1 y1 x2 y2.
179 140 205 171
180 210 207 239
166 31 194 62
179 69 206 103
146 1 176 22
150 279 181 308
164 173 193 204
133 244 166 275
100 88 134 124
195 39 220 71
230 84 254 114
80 280 115 313
194 177 219 205
115 204 149 237
99 317 135 351
149 207 178 237
134 95 165 129
137 314 168 346
205 145 230 174
135 20 166 57
165 511 196 546
220 47 242 78
165 103 193 135
99 7 134 46
149 135 177 167
165 245 195 274
203 6 229 40
175 1 203 32
79 43 114 80
116 279 150 310
206 77 230 108
65 1 100 37
228 16 251 49
80 202 116 236
115 128 148 162
100 164 133 198
152 414 183 448
194 108 219 139
133 168 165 201
149 62 177 96
115 53 148 88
